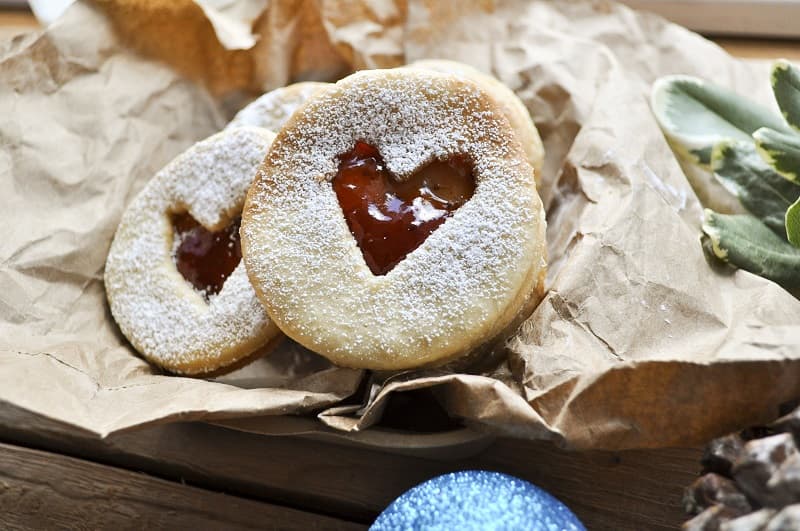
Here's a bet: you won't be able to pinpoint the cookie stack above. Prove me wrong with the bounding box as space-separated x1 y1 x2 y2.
105 63 547 376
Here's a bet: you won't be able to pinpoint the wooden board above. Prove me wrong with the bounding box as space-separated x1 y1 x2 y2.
0 10 37 40
0 404 700 530
714 38 800 61
0 440 363 530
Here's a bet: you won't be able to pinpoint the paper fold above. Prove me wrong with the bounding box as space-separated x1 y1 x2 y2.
2 0 799 450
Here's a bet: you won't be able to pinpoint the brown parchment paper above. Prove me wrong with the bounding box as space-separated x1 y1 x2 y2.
1 0 800 450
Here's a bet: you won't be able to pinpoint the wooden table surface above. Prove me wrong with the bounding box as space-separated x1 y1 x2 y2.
1 7 798 530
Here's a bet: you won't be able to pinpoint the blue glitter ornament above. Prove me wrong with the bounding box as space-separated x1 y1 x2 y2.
371 470 585 531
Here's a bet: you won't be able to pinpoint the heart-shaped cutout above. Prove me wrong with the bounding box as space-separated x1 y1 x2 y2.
172 212 242 298
333 142 475 275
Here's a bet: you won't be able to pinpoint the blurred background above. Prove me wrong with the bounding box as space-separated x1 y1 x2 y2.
2 0 800 38
625 0 800 38
0 0 798 60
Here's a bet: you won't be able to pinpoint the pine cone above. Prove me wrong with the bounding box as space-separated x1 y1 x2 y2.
683 407 800 530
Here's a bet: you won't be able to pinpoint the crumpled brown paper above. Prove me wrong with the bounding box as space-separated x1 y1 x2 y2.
1 0 799 450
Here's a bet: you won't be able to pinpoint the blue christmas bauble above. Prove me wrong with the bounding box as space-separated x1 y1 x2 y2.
371 470 585 531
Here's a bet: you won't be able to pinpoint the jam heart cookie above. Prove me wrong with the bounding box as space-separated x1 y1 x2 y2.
227 82 331 132
241 69 547 370
105 127 283 375
406 60 544 187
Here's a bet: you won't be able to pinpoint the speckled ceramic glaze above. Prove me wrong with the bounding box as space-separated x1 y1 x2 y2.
370 470 585 531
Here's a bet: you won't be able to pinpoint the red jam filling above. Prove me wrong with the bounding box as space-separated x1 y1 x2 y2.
172 212 242 297
332 141 475 275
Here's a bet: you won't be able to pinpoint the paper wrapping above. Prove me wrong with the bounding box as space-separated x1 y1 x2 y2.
1 0 799 450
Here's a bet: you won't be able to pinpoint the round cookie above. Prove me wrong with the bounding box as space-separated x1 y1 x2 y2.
105 127 282 375
242 69 547 371
226 82 331 132
406 59 544 187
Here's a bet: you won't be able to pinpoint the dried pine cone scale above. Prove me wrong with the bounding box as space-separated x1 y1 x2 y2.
684 473 752 516
683 408 800 530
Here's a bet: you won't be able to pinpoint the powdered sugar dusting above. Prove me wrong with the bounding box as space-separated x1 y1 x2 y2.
242 69 547 369
405 59 545 184
105 127 279 374
226 82 331 132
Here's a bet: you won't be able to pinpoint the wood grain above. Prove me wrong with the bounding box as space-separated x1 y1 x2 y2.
0 440 363 530
0 404 700 530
